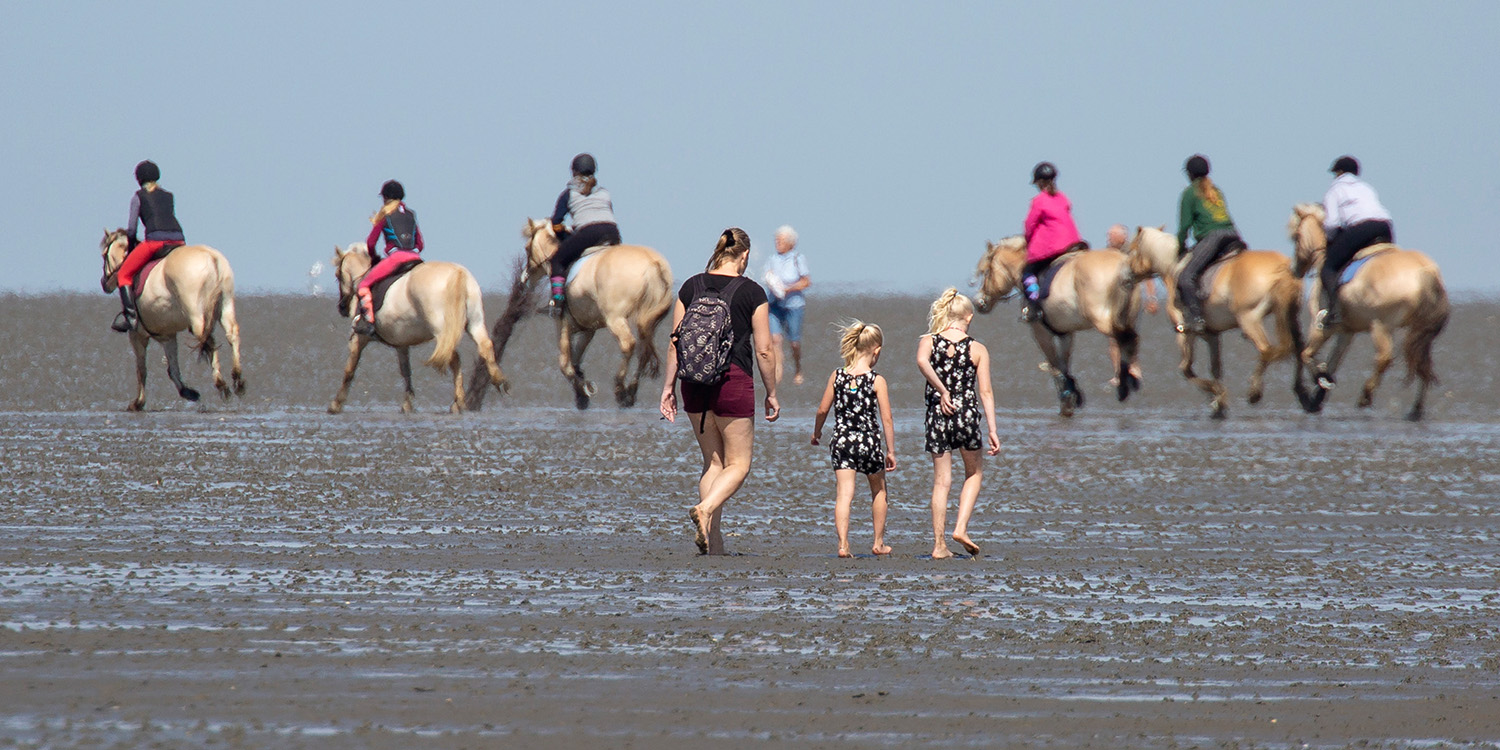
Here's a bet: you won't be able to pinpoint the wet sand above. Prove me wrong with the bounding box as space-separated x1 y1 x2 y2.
1 292 1498 748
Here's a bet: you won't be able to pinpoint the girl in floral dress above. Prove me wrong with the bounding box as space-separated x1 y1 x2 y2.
811 321 896 558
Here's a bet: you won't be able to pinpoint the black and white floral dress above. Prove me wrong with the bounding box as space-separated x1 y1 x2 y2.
924 335 982 455
830 369 885 475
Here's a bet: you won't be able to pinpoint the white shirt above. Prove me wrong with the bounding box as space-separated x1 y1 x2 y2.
763 250 810 308
1322 174 1391 231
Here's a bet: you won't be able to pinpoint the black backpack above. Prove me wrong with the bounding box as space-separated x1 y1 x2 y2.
673 275 745 386
385 209 419 249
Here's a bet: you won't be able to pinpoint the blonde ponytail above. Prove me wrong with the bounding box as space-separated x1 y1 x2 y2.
927 287 975 334
838 319 884 366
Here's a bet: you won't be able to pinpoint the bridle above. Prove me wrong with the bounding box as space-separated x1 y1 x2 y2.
100 232 126 284
524 223 557 277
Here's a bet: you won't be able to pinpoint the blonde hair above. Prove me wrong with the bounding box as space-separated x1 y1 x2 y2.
927 287 975 334
838 320 883 366
706 227 751 272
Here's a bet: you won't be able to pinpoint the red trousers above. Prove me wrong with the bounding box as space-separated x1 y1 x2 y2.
117 240 178 287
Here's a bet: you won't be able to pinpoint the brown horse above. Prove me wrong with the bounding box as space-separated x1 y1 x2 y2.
1287 204 1448 420
329 243 506 413
973 237 1141 416
520 219 674 409
100 229 246 411
1125 226 1308 418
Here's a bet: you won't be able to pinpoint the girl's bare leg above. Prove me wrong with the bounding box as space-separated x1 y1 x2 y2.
930 452 954 559
869 471 891 555
951 448 984 555
834 469 856 557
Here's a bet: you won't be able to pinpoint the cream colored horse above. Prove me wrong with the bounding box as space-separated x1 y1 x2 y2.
1287 204 1448 421
329 243 506 413
1125 226 1308 418
520 219 674 409
973 237 1141 416
100 229 245 411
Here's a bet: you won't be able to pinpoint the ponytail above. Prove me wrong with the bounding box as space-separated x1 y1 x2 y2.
927 287 975 334
706 227 751 272
838 320 884 366
1194 176 1223 207
573 174 598 196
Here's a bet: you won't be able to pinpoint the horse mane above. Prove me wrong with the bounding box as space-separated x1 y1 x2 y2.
1287 203 1325 238
521 218 549 239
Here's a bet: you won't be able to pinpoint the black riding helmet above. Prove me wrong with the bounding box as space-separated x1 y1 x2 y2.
571 153 596 176
1032 161 1057 183
134 160 160 186
1330 155 1360 175
1184 154 1210 180
380 180 405 201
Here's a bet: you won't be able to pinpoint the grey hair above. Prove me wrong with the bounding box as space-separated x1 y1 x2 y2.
775 225 798 245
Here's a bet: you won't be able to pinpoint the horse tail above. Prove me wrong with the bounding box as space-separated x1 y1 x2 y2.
193 252 231 363
1269 271 1304 362
1402 266 1448 387
427 270 467 370
636 257 674 379
1109 269 1140 401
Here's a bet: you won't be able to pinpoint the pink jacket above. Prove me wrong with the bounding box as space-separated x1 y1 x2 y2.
1023 190 1082 263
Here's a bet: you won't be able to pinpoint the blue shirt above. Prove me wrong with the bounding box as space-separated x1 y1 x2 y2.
763 250 810 309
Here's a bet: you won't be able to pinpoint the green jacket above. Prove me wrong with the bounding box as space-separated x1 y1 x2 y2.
1177 182 1236 250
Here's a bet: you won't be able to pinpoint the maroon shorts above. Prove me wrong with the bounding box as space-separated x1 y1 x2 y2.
680 364 756 419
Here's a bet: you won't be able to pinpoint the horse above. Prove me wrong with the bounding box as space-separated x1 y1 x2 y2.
328 243 506 414
1287 204 1448 421
519 219 674 409
100 229 246 411
1124 226 1309 418
972 237 1141 416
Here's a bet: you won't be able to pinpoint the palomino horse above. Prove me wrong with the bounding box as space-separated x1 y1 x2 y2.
973 237 1141 416
519 219 674 409
329 243 506 413
100 229 245 411
1125 226 1308 418
1287 204 1448 421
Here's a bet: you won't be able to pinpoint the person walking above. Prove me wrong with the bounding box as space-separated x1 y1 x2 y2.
762 225 811 385
811 320 896 558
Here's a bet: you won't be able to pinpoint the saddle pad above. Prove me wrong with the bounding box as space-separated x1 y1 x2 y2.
1035 250 1085 300
135 244 180 287
566 249 604 286
1338 244 1397 285
370 260 423 315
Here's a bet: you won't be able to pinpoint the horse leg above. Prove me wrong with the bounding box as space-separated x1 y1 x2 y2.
1239 312 1274 405
128 334 150 412
559 320 597 409
447 349 465 414
397 346 416 414
328 335 371 414
220 294 246 397
1205 334 1227 419
1358 321 1395 409
1408 368 1432 423
162 336 201 403
189 309 231 401
1299 321 1333 413
605 315 639 407
1028 325 1072 416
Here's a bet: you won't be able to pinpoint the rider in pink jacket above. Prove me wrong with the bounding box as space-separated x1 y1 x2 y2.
1019 162 1085 322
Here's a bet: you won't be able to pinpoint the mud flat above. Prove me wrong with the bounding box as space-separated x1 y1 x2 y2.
0 294 1498 747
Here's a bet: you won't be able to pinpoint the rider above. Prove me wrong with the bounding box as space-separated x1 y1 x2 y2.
354 179 424 337
548 153 621 316
1317 155 1393 329
1175 154 1245 333
1019 161 1085 322
113 160 186 332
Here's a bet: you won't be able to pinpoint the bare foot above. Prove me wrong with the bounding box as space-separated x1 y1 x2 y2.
794 372 804 385
837 545 853 559
687 507 707 554
952 533 980 556
872 543 892 555
930 547 954 560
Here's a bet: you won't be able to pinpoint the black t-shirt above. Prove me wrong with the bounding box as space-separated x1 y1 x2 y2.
677 272 768 375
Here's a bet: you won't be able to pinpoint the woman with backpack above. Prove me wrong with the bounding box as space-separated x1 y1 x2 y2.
660 227 781 556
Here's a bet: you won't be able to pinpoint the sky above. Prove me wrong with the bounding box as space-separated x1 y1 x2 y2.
4 1 1498 295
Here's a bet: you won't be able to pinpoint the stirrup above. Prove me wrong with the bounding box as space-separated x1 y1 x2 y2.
1315 308 1338 331
352 317 377 337
111 313 134 333
548 296 565 318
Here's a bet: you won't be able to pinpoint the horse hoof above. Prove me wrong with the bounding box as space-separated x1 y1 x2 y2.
1405 407 1424 422
327 403 343 415
1210 402 1227 420
1247 391 1263 405
179 388 200 402
575 393 591 410
583 381 598 398
127 402 144 413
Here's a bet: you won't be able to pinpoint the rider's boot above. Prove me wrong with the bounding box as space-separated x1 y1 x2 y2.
1315 287 1340 330
548 275 566 318
111 286 139 333
352 290 377 337
1177 301 1207 334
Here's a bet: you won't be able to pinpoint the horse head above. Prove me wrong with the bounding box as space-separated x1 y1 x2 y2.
1287 203 1327 277
972 236 1026 313
522 218 559 283
1124 225 1176 280
331 243 373 317
99 229 130 292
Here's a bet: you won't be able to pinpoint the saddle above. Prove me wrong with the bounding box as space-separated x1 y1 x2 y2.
134 243 183 288
1034 246 1088 301
368 259 423 316
1173 243 1247 301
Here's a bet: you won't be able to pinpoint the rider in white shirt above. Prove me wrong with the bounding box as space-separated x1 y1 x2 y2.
1318 155 1393 328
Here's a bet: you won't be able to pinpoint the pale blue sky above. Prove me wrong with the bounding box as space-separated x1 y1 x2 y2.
5 1 1497 294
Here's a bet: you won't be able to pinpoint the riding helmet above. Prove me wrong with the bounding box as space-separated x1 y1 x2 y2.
1330 155 1360 175
571 153 597 176
380 180 405 201
134 160 160 186
1184 154 1210 180
1031 161 1058 183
